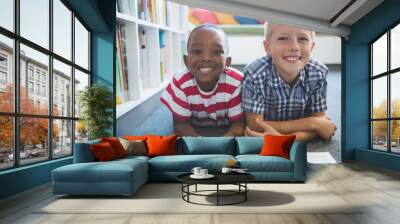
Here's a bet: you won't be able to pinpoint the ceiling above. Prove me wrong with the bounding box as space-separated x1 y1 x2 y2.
170 0 384 38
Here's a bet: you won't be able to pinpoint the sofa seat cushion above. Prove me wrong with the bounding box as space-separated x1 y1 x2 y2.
53 159 147 183
236 155 293 172
117 155 150 163
149 154 235 172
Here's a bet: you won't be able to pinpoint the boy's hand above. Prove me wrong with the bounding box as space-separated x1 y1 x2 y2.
312 116 337 141
245 119 282 137
245 126 263 137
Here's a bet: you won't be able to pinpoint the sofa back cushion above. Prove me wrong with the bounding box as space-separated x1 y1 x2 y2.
235 137 263 155
73 139 100 163
181 137 235 155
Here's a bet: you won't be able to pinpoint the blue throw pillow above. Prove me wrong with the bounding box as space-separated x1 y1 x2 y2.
235 137 263 155
181 137 235 155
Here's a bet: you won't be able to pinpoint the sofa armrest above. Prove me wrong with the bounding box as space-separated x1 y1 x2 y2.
73 140 100 163
289 141 307 181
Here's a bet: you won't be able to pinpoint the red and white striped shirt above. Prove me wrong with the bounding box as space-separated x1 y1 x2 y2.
161 67 244 127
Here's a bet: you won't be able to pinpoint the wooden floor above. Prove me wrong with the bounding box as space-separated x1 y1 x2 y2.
1 162 400 224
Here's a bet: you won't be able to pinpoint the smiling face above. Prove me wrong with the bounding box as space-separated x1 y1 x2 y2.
264 24 315 82
184 28 231 91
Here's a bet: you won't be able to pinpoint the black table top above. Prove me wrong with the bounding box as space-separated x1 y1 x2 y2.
177 172 255 185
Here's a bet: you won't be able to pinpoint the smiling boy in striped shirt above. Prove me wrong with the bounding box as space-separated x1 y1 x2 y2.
161 24 244 137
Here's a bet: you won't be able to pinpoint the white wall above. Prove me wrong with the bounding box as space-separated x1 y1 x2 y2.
228 33 341 65
228 35 266 65
311 34 341 64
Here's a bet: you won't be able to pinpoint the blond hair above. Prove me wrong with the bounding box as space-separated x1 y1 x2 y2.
264 22 315 42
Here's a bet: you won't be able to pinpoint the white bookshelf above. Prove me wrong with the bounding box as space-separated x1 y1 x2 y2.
116 0 188 118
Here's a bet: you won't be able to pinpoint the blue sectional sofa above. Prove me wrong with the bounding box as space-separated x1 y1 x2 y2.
52 137 307 196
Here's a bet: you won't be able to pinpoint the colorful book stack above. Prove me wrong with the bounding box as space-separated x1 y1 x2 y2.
115 24 129 104
136 0 181 28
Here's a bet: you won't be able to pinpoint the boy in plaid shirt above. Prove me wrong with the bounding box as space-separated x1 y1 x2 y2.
243 23 336 141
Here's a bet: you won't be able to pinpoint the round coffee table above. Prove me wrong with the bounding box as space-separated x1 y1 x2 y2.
177 172 255 206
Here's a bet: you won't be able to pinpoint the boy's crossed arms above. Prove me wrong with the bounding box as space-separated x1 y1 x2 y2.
245 112 337 141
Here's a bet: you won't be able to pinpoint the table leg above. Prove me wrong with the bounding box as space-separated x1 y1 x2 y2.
187 184 190 202
245 183 247 201
181 184 183 200
217 184 219 206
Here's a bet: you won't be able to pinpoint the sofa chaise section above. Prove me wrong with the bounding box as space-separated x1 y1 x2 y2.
52 142 149 196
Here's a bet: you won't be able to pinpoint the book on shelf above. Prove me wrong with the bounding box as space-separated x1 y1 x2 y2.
116 43 122 104
117 0 133 16
139 29 150 89
159 30 165 82
167 2 180 29
179 5 187 30
137 0 145 19
116 29 123 104
147 0 152 22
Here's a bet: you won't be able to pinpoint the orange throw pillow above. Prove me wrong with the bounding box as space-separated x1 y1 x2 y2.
260 134 296 159
101 137 127 158
146 135 177 157
91 142 117 161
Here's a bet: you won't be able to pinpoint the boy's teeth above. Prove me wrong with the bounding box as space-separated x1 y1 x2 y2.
200 67 213 73
285 56 300 61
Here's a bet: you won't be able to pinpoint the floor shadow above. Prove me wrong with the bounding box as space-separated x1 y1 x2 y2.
202 190 295 207
57 183 182 200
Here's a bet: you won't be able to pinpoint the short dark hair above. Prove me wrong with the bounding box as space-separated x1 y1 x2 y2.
186 24 229 55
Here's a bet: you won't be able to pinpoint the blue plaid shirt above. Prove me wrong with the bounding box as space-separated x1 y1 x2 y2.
242 55 328 121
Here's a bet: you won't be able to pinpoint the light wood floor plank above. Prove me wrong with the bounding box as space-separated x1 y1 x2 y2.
1 162 400 224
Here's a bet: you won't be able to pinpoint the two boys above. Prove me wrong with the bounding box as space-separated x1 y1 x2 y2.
162 23 336 141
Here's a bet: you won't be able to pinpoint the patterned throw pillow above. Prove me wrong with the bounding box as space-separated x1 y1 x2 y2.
118 138 147 156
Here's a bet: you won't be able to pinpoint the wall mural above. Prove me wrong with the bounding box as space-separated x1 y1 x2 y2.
116 6 341 164
188 8 265 25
